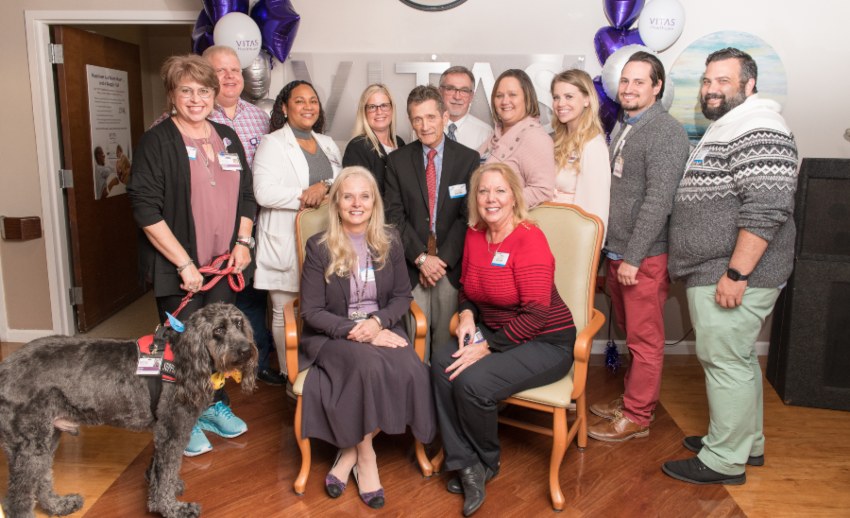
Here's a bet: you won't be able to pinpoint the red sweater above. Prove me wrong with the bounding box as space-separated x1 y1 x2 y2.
459 223 575 350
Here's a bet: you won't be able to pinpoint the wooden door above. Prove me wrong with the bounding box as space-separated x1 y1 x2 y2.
53 26 146 332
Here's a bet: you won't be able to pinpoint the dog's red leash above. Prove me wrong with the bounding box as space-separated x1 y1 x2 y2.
169 253 245 320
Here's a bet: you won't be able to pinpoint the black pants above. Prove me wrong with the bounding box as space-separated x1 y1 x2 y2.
430 334 573 473
156 279 238 404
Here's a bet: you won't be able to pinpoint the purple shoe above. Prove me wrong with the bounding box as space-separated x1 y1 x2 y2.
325 450 348 498
353 465 385 509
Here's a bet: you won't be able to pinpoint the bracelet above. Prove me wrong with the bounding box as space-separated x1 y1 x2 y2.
415 253 427 268
369 314 383 329
176 259 194 274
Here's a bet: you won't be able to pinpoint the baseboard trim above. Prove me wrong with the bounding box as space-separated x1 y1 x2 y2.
591 339 770 356
2 328 55 344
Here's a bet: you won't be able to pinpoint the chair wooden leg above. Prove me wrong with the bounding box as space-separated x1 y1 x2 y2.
430 448 445 474
293 396 311 495
414 440 433 477
576 394 588 449
549 408 568 511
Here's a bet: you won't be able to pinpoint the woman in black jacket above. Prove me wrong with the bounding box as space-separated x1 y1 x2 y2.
342 84 404 196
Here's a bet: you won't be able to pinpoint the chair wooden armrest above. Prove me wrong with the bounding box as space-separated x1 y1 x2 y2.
570 308 605 401
283 298 300 386
409 300 427 362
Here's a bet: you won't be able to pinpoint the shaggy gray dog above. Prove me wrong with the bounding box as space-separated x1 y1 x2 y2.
0 302 258 518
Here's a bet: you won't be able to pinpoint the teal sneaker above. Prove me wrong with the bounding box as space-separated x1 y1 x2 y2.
184 424 212 457
198 401 247 438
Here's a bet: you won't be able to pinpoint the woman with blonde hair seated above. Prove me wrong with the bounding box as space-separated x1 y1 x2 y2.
431 162 576 516
342 83 405 195
298 166 435 509
550 69 611 226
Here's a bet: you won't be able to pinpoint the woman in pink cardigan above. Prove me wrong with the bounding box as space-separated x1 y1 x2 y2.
479 69 555 208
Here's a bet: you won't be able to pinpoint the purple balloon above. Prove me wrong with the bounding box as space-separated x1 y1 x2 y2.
192 9 215 56
593 76 620 139
251 0 301 64
604 0 645 29
594 26 643 65
204 0 249 23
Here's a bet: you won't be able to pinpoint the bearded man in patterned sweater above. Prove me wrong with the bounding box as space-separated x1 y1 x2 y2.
663 48 798 485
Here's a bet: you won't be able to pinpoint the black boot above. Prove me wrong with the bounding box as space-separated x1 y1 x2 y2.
458 463 486 516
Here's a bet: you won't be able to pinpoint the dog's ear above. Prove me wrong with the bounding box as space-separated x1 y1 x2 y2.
172 308 214 408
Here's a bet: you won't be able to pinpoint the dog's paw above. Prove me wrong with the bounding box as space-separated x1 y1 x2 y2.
164 501 201 518
40 493 84 516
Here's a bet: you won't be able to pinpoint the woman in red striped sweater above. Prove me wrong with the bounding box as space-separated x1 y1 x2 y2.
431 162 576 516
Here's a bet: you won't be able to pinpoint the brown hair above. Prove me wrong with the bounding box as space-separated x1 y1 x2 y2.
160 54 219 112
491 69 540 124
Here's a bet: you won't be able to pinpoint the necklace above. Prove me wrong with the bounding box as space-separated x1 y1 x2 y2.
486 231 505 257
349 249 373 321
176 119 216 186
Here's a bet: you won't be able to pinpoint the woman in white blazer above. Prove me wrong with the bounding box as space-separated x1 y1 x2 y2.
253 80 342 377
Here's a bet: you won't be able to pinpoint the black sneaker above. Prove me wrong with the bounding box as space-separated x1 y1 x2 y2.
662 456 746 485
682 436 765 466
257 368 286 386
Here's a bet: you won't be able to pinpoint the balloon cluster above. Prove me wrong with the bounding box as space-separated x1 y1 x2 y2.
192 0 301 68
592 0 686 137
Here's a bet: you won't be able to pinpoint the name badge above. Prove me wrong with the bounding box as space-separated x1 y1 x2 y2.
136 355 163 376
360 266 376 282
492 252 509 267
218 152 242 171
449 183 467 198
693 148 708 165
186 146 197 160
613 156 624 178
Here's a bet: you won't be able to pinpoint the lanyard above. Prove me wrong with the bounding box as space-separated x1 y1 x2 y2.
610 124 633 168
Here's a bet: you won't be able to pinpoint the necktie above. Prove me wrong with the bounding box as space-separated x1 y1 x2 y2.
447 123 457 141
426 148 437 230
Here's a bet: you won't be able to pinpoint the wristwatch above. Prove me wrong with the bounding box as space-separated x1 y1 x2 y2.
368 313 383 329
415 253 427 268
726 267 749 282
235 236 255 250
322 178 334 192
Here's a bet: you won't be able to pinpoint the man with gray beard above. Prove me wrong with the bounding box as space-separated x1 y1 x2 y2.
663 48 798 485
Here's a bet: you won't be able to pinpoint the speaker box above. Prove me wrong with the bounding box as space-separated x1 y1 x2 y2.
767 158 850 411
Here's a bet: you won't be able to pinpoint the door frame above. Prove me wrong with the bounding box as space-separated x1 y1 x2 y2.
25 10 196 336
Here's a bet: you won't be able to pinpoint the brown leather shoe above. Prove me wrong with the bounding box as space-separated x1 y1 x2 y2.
587 411 649 442
590 395 655 423
589 395 623 420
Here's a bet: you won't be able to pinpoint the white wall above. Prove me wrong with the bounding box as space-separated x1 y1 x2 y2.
2 0 847 339
284 0 849 160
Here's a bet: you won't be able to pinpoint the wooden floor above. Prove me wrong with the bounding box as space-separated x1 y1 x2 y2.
2 350 850 517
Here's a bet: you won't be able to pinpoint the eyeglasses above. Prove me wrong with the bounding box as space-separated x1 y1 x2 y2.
440 85 474 96
176 86 214 100
365 103 392 113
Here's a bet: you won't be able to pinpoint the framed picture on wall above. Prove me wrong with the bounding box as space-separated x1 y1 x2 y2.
399 0 468 11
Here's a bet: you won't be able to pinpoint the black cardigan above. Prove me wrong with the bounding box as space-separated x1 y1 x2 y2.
127 118 257 297
342 134 405 196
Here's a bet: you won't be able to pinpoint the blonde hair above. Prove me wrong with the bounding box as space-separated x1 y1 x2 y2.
467 163 532 230
321 167 392 281
551 69 603 171
351 84 400 154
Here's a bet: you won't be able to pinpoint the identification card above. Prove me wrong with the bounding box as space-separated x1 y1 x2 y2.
186 146 197 160
359 266 376 282
692 148 708 165
449 183 467 198
136 354 163 376
491 252 509 267
218 152 242 171
613 156 624 178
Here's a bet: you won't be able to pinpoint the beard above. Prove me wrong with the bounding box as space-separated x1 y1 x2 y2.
701 89 747 120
